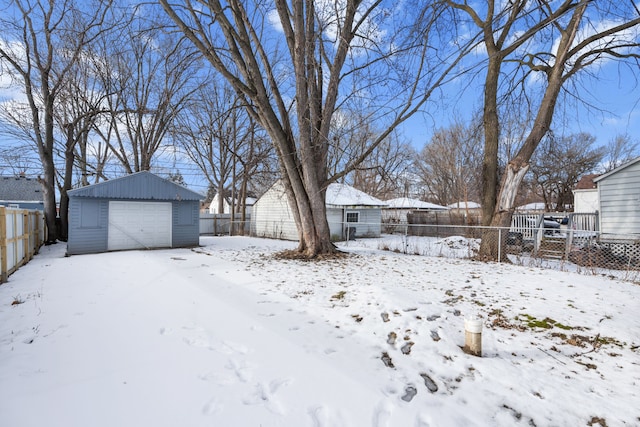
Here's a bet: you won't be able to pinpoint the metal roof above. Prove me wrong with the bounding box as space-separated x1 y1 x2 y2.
0 176 44 202
68 171 203 201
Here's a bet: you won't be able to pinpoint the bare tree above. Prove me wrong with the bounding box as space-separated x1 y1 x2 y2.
0 0 113 243
326 111 415 199
446 0 640 260
529 132 604 211
160 0 472 257
600 133 640 172
93 10 203 174
173 81 273 216
415 121 483 206
54 26 118 240
0 143 37 175
348 130 416 200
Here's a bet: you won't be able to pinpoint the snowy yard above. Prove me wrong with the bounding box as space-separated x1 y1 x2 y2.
0 236 638 427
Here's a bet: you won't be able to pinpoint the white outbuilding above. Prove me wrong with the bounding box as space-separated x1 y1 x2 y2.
251 181 387 241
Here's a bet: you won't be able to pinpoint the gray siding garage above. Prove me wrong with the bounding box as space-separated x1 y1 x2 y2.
67 171 203 255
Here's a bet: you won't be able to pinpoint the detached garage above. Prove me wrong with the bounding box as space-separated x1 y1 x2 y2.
67 171 203 255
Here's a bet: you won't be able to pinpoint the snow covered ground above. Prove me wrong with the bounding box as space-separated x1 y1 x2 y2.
0 236 638 427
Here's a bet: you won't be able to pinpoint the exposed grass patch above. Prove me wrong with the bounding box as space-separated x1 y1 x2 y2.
515 314 573 330
331 290 347 301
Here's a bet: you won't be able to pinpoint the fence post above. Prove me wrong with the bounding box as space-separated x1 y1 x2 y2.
0 207 6 283
497 228 501 263
23 210 30 263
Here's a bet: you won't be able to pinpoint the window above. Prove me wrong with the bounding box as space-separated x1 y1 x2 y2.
80 200 100 228
346 211 359 223
177 203 194 226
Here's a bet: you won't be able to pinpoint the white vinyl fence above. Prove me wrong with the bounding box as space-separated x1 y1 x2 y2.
0 206 46 283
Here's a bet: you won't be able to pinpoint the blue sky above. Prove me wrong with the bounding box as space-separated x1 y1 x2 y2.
0 0 638 192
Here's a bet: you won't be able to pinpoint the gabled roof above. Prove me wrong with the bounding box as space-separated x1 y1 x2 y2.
447 201 481 209
385 197 448 210
575 174 600 190
0 176 43 202
594 156 640 183
326 183 386 207
68 171 203 201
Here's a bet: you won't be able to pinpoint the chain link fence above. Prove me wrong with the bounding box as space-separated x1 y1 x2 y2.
200 213 640 282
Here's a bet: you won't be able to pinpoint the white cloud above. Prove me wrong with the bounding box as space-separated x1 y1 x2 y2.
267 1 389 58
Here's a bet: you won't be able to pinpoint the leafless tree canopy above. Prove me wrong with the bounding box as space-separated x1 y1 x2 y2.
415 121 483 206
0 0 638 258
529 132 605 211
0 0 114 242
443 0 640 260
159 0 472 256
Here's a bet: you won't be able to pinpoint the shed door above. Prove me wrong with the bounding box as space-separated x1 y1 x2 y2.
108 201 172 251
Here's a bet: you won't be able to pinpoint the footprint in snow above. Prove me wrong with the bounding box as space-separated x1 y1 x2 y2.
242 378 292 415
401 341 414 355
202 397 222 415
226 359 254 383
221 340 249 355
373 400 394 426
420 373 438 393
381 352 395 368
401 385 418 402
308 405 329 427
387 332 397 345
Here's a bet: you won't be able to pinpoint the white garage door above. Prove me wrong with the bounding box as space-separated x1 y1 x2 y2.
108 201 172 251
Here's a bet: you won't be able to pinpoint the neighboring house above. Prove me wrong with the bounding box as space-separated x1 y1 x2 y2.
252 180 387 241
208 194 256 215
67 171 203 255
0 175 44 210
516 202 546 212
572 174 600 213
593 157 640 236
447 201 481 211
382 197 448 225
443 200 483 225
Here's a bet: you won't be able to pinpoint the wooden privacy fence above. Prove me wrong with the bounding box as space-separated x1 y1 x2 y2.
0 206 46 283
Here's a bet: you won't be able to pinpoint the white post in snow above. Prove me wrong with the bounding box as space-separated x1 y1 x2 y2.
464 318 483 357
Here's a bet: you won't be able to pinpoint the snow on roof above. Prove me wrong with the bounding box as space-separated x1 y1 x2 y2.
326 183 386 207
447 201 481 209
516 202 546 211
385 197 448 210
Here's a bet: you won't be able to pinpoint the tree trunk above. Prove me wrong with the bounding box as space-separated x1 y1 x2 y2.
477 0 589 261
40 164 58 244
58 125 76 242
481 56 502 227
41 96 59 244
477 161 529 261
